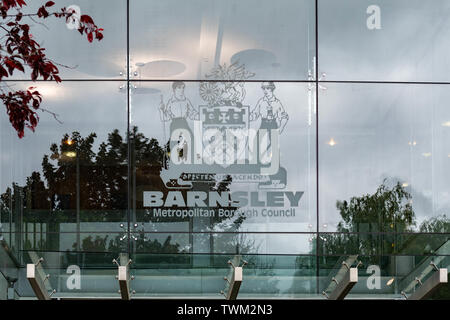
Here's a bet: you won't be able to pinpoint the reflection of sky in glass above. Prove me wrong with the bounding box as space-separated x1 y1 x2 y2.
0 82 127 192
319 84 450 230
130 0 315 80
319 0 450 81
6 0 127 79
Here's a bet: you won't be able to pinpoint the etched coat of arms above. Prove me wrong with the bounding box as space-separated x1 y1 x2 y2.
157 62 288 190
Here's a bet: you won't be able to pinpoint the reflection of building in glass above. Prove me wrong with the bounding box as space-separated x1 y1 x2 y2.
0 0 449 301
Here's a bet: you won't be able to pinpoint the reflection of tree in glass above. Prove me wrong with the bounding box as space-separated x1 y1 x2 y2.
319 181 414 256
417 214 450 300
0 127 247 255
73 234 183 256
242 256 280 296
317 181 450 299
23 238 47 251
336 180 415 233
0 187 12 224
286 256 314 295
75 235 108 252
419 215 450 233
321 181 450 256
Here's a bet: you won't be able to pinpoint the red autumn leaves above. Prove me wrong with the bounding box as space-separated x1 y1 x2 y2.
2 89 41 136
0 0 103 138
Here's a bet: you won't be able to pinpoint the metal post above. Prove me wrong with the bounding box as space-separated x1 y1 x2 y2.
407 268 448 300
327 267 358 300
324 258 360 300
221 256 247 300
76 154 80 253
26 257 55 300
114 253 134 300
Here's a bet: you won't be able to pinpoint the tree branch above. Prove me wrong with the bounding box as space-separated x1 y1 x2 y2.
39 107 63 124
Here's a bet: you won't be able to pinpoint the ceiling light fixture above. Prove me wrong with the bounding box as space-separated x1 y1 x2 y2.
386 278 395 286
327 138 336 146
64 151 77 158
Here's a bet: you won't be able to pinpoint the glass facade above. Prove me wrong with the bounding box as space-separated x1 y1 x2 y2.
0 0 449 300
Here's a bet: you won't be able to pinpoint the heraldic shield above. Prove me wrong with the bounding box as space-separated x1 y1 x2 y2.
160 101 286 190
